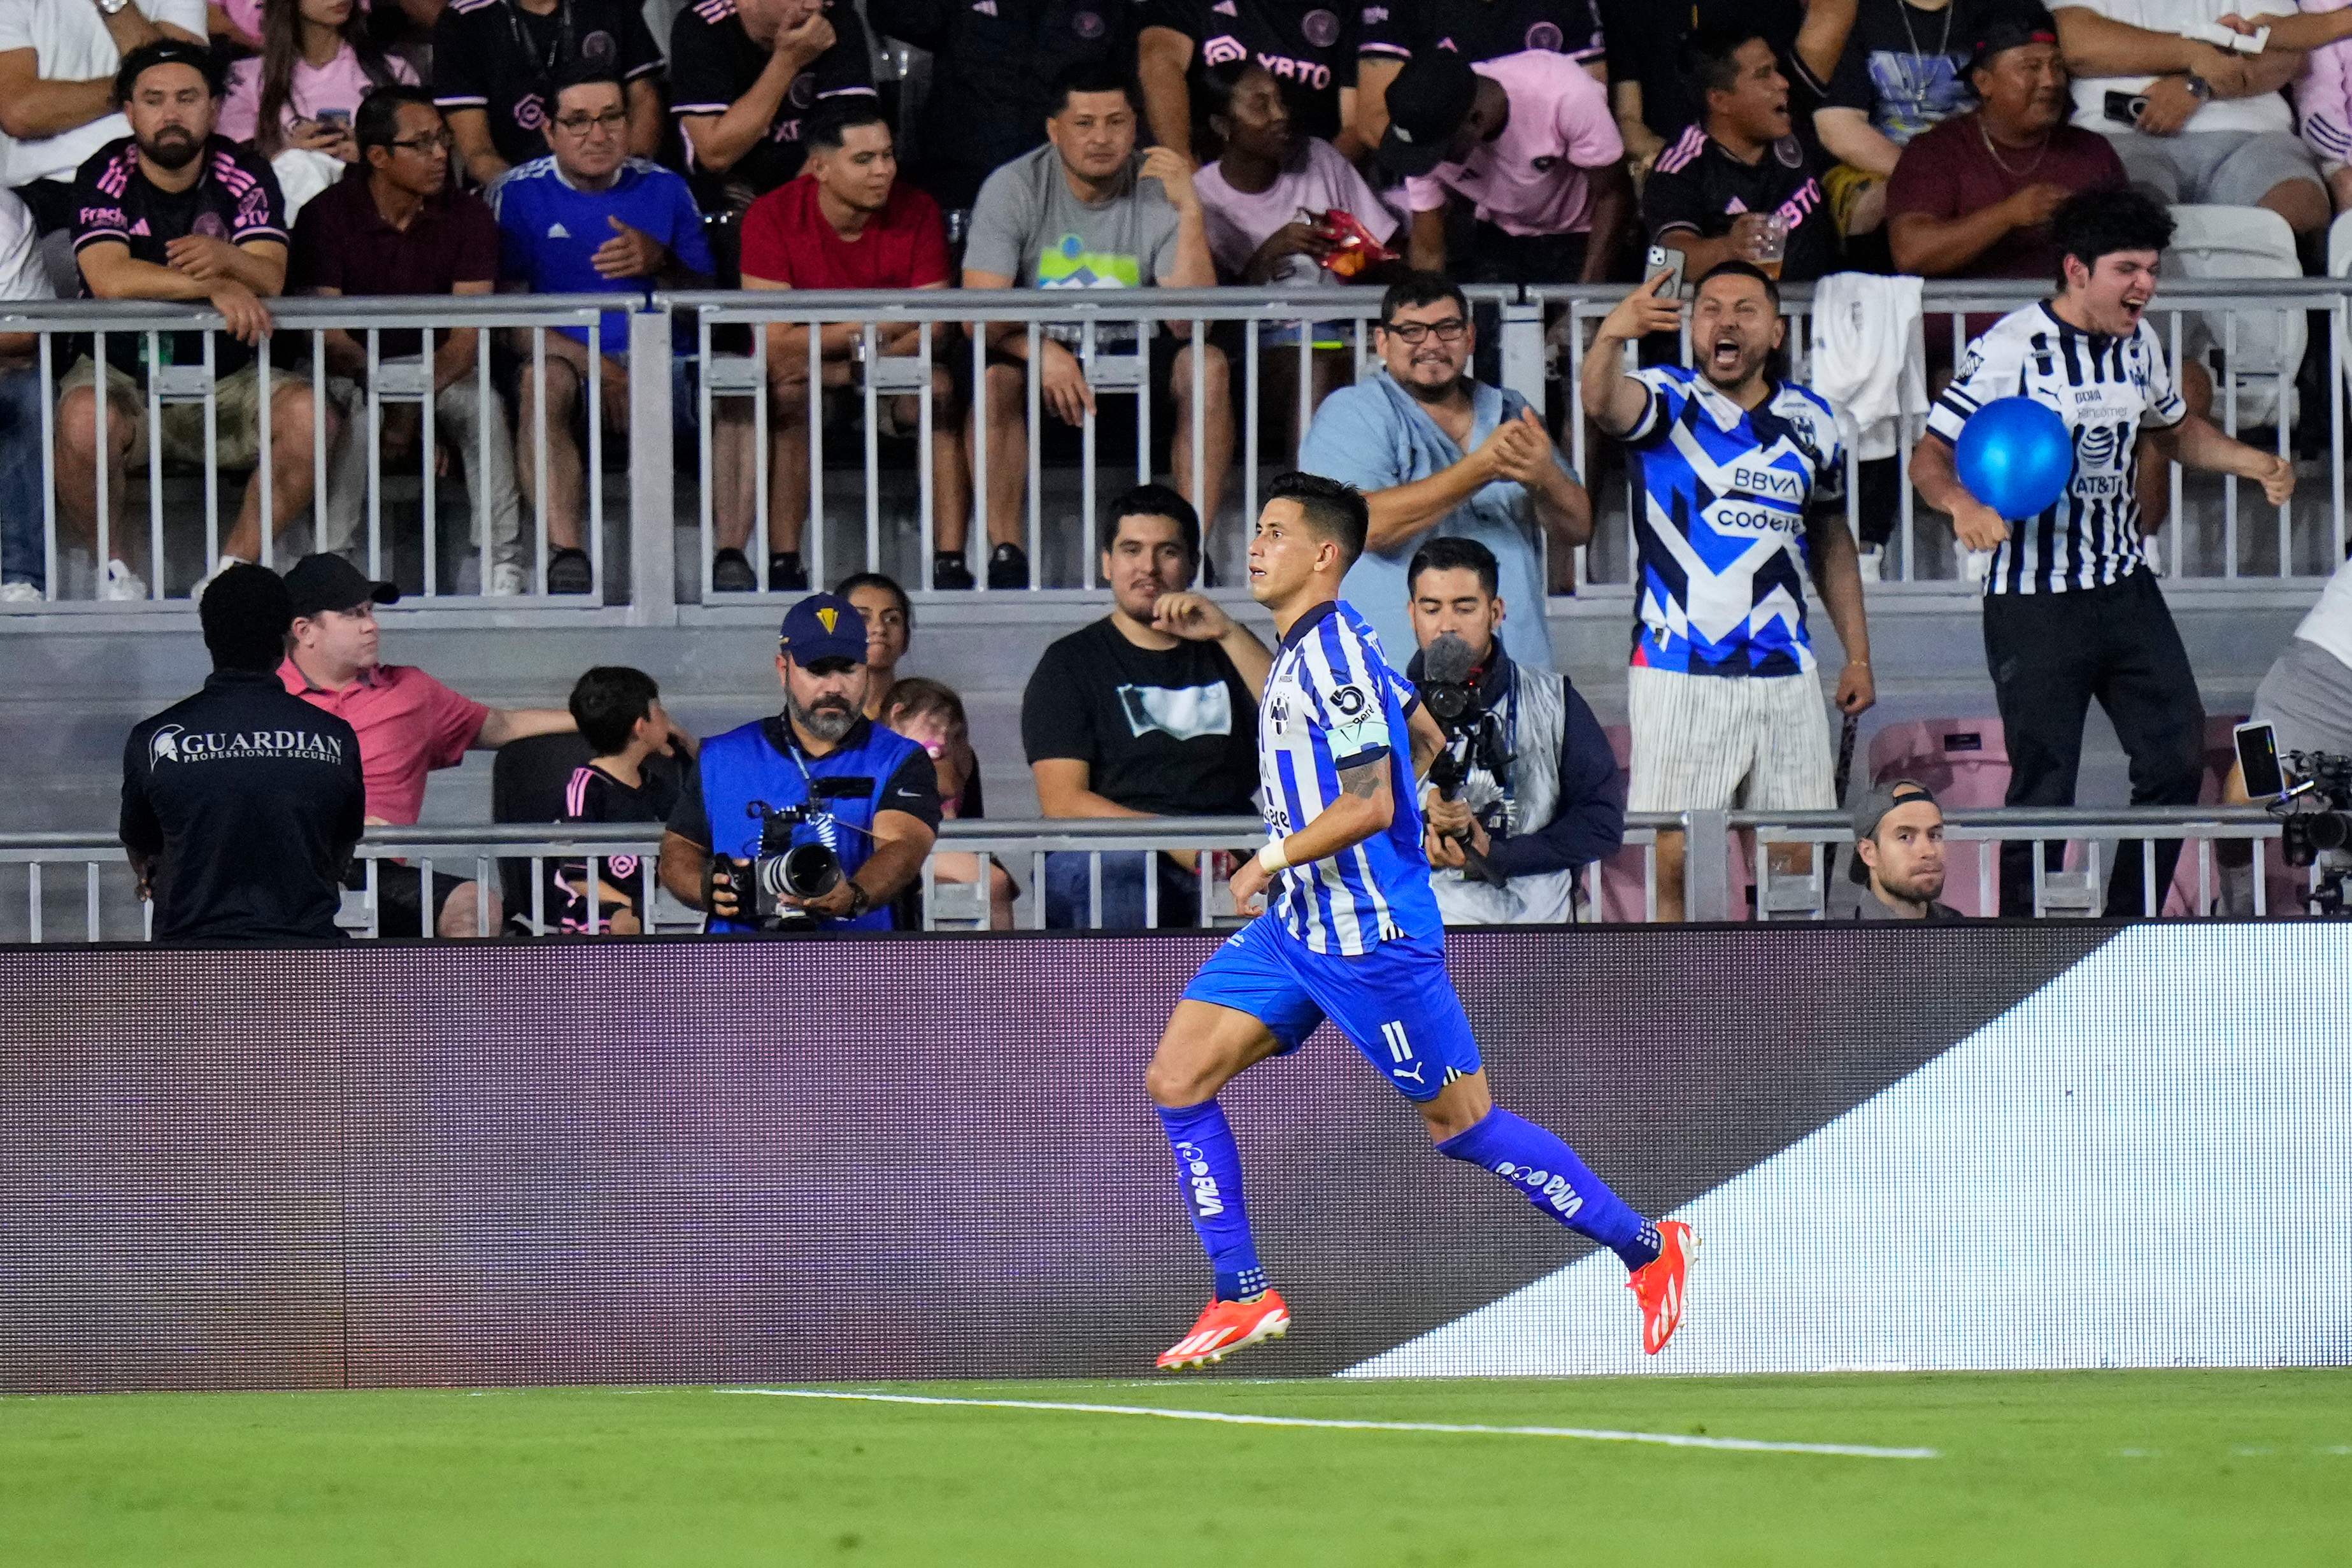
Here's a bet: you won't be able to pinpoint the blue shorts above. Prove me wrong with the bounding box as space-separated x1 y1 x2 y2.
1181 918 1483 1102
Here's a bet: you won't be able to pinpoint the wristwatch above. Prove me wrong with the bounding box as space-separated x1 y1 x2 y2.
2183 74 2213 103
845 881 872 920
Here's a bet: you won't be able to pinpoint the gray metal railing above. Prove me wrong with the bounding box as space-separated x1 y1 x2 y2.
0 806 2316 943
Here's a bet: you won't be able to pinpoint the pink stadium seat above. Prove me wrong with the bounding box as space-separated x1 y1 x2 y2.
1597 724 1752 922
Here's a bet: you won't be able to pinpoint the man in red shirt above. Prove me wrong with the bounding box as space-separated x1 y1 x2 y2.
276 553 576 937
738 103 973 590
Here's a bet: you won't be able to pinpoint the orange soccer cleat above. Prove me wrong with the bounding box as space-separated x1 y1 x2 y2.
1155 1291 1292 1371
1627 1220 1699 1355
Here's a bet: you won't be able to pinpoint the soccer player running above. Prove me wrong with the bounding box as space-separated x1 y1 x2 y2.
1145 471 1696 1371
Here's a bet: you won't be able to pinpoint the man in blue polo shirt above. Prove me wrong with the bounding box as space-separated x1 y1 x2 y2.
493 65 750 595
657 593 943 932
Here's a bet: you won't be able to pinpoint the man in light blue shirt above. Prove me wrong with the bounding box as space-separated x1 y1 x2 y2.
1299 272 1589 674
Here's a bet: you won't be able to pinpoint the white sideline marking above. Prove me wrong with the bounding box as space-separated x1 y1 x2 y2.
727 1388 1938 1460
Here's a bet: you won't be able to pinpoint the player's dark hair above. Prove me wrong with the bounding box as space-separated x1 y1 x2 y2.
834 571 913 634
1408 536 1500 597
1380 271 1470 327
1047 60 1140 118
114 38 228 106
2050 187 2174 289
199 564 295 673
356 84 439 155
548 64 627 115
1681 26 1769 104
806 101 892 154
1695 258 1782 311
569 666 662 757
1105 483 1201 564
1267 471 1370 569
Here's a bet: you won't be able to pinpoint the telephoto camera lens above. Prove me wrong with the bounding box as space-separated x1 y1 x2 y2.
757 843 843 901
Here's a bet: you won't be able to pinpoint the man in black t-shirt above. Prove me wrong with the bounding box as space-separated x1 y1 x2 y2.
1643 28 1840 282
1021 485 1273 928
1139 0 1361 163
868 0 1137 211
122 563 366 944
671 0 878 216
432 0 666 188
1353 0 1604 148
58 40 332 602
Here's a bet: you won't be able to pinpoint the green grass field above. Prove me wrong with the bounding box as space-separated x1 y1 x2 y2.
5 1371 2346 1566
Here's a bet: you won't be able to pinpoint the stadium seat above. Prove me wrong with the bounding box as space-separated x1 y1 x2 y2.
1596 724 1751 922
1867 717 2010 916
2166 205 2304 432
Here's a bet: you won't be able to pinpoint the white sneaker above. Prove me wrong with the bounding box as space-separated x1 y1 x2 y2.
192 554 251 601
488 561 528 596
1855 545 1883 584
0 580 41 604
99 559 148 602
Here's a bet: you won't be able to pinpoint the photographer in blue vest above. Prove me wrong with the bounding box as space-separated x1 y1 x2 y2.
659 594 941 932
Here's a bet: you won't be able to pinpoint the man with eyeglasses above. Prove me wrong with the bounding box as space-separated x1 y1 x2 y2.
492 66 753 595
293 87 526 595
431 0 664 191
1298 270 1588 675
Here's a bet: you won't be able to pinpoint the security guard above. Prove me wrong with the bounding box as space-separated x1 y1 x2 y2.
659 593 942 932
120 565 367 944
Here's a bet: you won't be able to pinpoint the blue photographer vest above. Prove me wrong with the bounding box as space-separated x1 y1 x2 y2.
695 716 924 933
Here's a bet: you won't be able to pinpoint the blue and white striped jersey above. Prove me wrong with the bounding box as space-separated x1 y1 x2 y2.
1258 599 1442 956
1622 365 1846 678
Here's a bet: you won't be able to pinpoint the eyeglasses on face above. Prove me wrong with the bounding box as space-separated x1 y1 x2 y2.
1380 317 1469 345
388 131 455 154
553 108 629 136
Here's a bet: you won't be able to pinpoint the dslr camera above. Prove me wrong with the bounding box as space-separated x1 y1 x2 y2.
719 799 843 929
2235 722 2352 915
1416 633 1512 888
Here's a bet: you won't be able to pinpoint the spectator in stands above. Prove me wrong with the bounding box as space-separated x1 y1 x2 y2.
659 592 943 932
1909 189 2293 915
279 552 578 937
431 0 662 190
551 664 680 934
670 0 877 220
1599 0 1804 182
1021 483 1270 928
0 190 55 605
220 0 416 219
867 0 1139 214
2299 0 2352 213
1404 536 1624 924
1300 271 1587 678
495 68 750 596
838 567 990 817
1353 0 1609 153
123 562 367 944
1795 0 1987 243
1644 27 1847 281
296 87 524 595
1849 778 1963 918
962 62 1229 589
1139 0 1362 165
1584 262 1876 923
56 41 334 602
1377 46 1629 283
738 105 969 593
0 0 204 250
2053 0 2332 240
883 674 1017 928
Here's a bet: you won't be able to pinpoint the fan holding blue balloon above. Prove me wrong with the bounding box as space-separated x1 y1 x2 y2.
1955 396 2075 530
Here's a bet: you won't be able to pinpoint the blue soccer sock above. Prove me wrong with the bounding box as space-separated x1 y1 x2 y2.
1439 1107 1660 1271
1156 1099 1267 1302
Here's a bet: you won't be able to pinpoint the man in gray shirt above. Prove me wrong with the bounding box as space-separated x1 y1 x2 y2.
1851 779 1965 920
962 59 1227 589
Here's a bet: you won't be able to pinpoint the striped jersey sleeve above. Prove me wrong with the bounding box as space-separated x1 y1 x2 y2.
1301 611 1395 767
1925 316 2028 445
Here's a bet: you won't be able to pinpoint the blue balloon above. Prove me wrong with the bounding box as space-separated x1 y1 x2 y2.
1954 396 2074 522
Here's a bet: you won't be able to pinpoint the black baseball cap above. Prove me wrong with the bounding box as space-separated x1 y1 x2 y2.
778 592 869 666
1850 779 1941 885
285 553 399 618
1968 3 2060 73
1380 52 1480 178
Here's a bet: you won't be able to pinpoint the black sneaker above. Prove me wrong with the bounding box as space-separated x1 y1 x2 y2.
711 548 757 592
987 542 1030 590
546 546 594 595
931 552 975 591
767 551 810 592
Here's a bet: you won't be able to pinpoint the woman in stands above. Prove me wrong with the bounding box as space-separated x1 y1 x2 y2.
220 0 414 215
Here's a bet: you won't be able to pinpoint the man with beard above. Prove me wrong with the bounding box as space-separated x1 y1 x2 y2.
1300 271 1588 676
1585 260 1876 922
1850 778 1965 919
659 592 942 933
1910 187 2292 917
1021 484 1271 928
57 39 334 601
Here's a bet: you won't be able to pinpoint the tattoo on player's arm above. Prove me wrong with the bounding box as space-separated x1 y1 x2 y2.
1339 761 1383 799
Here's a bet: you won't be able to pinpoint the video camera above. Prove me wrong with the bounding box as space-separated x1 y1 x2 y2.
2234 722 2352 915
1416 634 1512 888
718 799 843 929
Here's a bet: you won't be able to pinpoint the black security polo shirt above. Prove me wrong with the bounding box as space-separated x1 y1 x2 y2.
432 0 666 168
869 0 1139 210
1144 0 1356 142
120 670 367 944
671 0 878 203
1357 0 1602 70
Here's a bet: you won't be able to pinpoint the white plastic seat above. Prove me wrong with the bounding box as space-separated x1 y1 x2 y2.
2165 204 2304 431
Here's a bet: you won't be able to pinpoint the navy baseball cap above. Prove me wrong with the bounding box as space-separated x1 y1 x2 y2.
778 592 869 666
1381 52 1479 177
